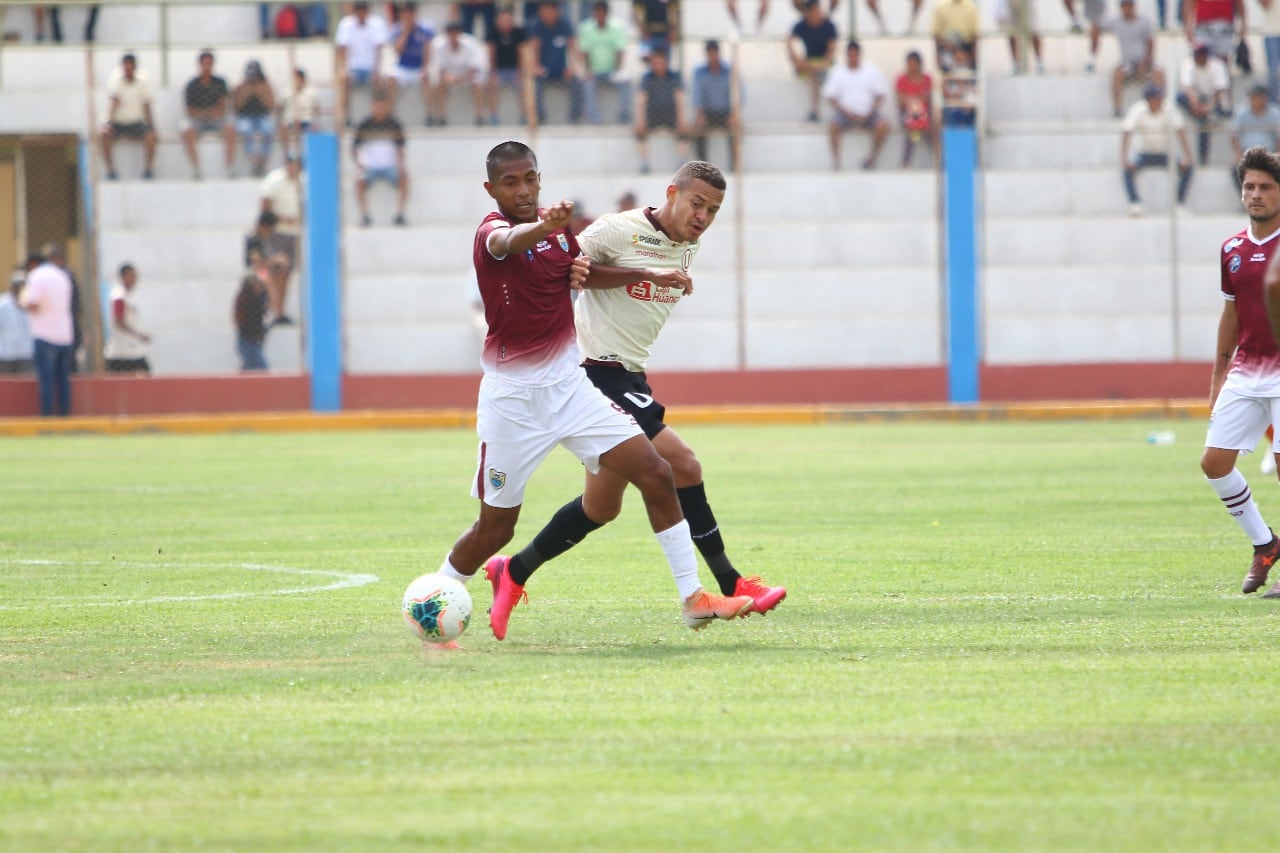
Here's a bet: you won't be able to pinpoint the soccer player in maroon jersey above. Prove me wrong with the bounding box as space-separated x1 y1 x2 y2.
1202 146 1280 597
432 141 752 643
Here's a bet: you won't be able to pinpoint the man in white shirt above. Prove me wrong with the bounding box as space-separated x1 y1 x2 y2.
335 0 391 126
21 250 75 416
821 39 890 170
426 21 489 127
258 154 304 324
1122 83 1195 216
100 52 156 180
1177 40 1233 166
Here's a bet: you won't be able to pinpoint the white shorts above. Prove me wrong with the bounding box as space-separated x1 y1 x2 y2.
393 66 425 86
470 370 642 508
1205 386 1280 453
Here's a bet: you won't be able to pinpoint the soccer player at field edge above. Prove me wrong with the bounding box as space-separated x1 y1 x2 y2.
484 160 786 640
435 141 753 645
1204 145 1280 598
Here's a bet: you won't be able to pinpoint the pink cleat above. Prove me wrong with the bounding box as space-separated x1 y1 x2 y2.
733 575 787 614
485 555 527 641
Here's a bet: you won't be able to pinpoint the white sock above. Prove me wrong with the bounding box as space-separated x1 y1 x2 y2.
655 519 702 601
438 557 473 585
1208 470 1274 546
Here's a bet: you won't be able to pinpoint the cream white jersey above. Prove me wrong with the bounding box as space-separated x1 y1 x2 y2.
575 207 699 372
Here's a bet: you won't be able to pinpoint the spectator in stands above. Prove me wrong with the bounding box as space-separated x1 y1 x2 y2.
1265 0 1280 103
997 0 1045 75
1184 0 1244 64
267 3 329 38
528 0 582 124
823 39 889 170
234 269 270 372
578 0 632 125
1069 0 1108 73
21 248 74 416
33 5 98 43
634 47 687 174
931 0 980 72
1105 0 1163 117
353 91 409 226
278 67 318 156
100 52 157 181
181 49 237 180
390 2 436 117
427 20 490 126
103 263 152 374
0 270 33 375
895 50 937 167
336 1 391 127
259 154 304 325
691 39 739 170
457 1 498 39
1122 83 1194 216
634 0 680 61
233 60 277 177
1231 85 1280 185
787 0 839 123
1177 40 1232 165
485 6 529 126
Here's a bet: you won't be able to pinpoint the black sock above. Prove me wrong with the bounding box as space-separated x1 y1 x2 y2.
508 496 603 586
677 483 739 595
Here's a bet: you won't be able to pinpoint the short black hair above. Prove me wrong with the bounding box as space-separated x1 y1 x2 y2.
486 140 537 182
847 38 860 52
672 160 727 192
1237 146 1280 187
119 262 135 276
258 210 278 228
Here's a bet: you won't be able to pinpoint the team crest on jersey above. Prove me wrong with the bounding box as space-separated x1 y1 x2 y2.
681 248 693 271
1229 254 1242 273
488 468 507 490
557 233 569 252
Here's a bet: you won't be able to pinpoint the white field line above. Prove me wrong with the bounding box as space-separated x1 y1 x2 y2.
0 561 379 609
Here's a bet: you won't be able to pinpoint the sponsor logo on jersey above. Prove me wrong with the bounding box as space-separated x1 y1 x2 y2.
635 249 664 259
1225 237 1245 252
488 468 507 490
1252 253 1268 263
632 233 662 246
1229 254 1242 273
557 233 569 252
535 239 552 252
626 281 682 304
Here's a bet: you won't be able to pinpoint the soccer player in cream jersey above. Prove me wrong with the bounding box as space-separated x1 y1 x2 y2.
1204 146 1280 598
436 142 752 645
484 160 786 639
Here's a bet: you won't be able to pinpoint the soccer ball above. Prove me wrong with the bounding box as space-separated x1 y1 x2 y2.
402 573 472 643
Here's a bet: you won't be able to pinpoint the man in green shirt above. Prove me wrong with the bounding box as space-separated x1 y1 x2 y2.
577 0 632 124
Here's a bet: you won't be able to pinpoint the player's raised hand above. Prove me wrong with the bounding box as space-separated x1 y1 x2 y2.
541 199 574 232
646 267 694 295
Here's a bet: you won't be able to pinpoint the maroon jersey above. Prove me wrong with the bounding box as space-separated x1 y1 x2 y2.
473 210 582 385
1221 227 1280 392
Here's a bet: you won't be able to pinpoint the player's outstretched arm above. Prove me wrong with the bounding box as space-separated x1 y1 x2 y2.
577 261 693 294
488 199 575 257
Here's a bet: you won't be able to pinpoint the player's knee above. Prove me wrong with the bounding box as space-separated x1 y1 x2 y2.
669 450 702 486
475 514 517 551
582 495 622 524
1200 452 1231 479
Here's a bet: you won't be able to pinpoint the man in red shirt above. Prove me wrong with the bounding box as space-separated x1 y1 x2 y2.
1204 146 1280 596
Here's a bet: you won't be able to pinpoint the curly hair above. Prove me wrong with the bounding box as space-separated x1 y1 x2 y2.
1236 146 1280 188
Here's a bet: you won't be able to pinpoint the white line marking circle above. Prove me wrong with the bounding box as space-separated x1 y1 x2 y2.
0 561 380 609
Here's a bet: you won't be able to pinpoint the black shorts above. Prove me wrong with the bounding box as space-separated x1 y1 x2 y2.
110 121 151 139
584 363 667 440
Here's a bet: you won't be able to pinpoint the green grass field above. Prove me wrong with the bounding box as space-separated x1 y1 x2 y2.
3 419 1278 851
